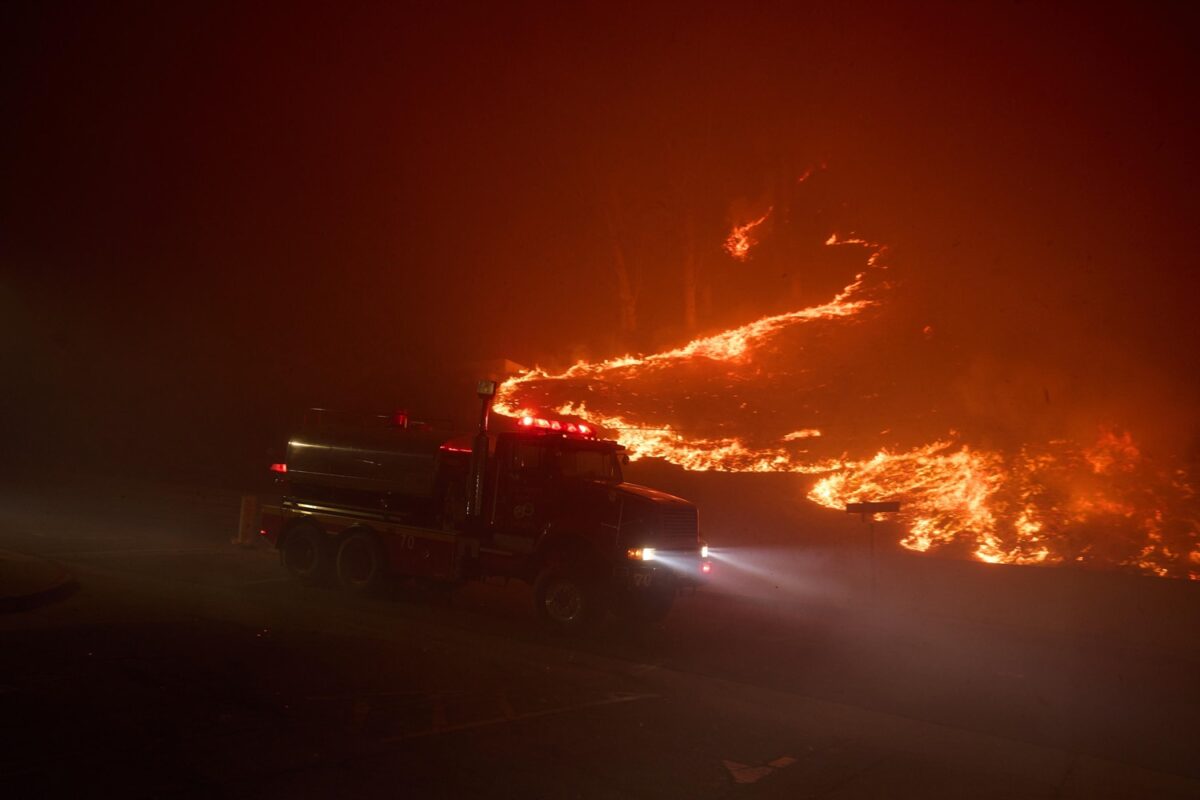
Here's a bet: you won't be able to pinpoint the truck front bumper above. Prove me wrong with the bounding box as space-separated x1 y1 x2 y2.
615 550 711 591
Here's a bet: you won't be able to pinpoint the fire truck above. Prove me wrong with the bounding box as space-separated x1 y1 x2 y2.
258 381 709 633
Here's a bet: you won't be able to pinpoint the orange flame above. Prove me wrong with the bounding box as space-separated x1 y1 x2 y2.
494 265 879 420
724 208 772 261
494 235 1199 580
807 433 1199 578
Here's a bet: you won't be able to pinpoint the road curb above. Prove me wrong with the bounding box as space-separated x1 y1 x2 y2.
0 550 78 613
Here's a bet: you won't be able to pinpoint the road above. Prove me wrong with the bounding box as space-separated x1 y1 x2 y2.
1 475 1198 798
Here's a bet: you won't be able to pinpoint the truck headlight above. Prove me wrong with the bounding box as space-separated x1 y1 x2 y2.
625 547 656 562
700 544 709 558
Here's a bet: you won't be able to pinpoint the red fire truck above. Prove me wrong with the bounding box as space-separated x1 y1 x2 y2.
258 381 709 633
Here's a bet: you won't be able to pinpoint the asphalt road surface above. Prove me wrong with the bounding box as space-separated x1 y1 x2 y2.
2 475 1198 798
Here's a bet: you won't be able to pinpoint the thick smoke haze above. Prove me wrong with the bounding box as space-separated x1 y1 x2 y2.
2 2 1197 485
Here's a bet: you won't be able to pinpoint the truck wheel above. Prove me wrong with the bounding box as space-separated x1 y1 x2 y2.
336 531 386 595
533 564 604 635
281 523 329 584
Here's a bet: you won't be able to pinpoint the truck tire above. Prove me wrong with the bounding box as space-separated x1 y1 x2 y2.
533 562 605 635
336 530 386 595
281 522 329 584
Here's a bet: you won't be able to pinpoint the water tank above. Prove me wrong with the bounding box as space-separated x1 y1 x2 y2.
286 427 459 502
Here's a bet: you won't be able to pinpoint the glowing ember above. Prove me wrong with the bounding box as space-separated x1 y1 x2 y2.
825 233 879 250
724 208 772 261
494 233 1199 581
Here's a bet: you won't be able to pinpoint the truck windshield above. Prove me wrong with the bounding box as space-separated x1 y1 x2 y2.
556 445 622 483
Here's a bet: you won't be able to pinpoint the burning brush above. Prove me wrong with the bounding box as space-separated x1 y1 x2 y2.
494 233 1200 580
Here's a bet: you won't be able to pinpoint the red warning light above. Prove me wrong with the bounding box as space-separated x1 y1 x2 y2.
517 415 596 438
270 463 288 474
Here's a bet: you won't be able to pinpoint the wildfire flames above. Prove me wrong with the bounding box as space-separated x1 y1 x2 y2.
723 209 772 261
807 432 1198 577
494 237 1200 581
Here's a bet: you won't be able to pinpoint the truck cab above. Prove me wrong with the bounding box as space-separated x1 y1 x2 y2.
486 428 623 550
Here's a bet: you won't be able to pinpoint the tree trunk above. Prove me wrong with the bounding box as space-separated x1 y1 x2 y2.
611 238 638 335
682 213 698 332
599 182 639 337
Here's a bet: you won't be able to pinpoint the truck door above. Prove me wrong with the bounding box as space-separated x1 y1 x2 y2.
492 438 555 552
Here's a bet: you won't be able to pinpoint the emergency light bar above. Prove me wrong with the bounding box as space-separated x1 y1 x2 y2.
518 415 594 437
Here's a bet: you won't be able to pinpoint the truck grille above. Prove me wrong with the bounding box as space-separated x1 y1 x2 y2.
657 507 699 550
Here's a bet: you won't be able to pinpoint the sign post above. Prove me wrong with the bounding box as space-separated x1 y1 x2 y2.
845 501 901 600
467 380 498 524
233 494 259 547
